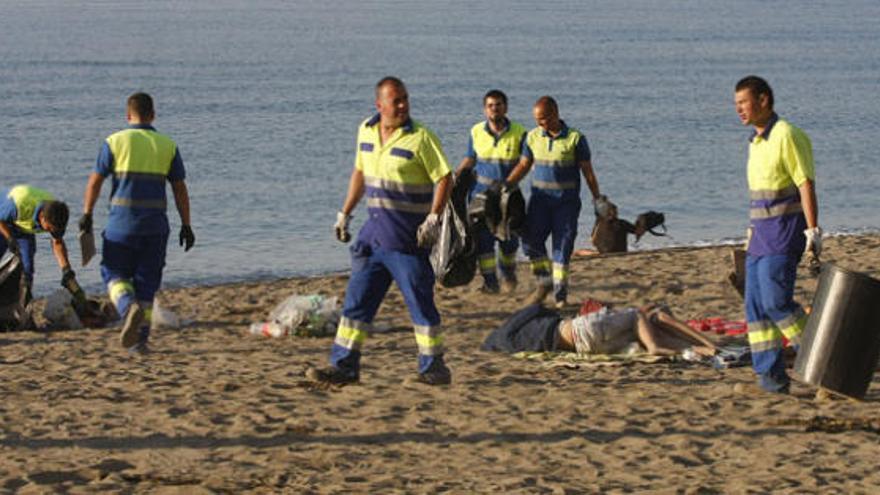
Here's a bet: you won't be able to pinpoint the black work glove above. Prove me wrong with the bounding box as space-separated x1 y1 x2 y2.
61 267 76 287
78 213 93 234
61 267 87 313
5 238 20 257
179 225 195 252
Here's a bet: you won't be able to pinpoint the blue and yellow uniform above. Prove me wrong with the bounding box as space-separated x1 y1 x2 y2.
520 121 591 303
465 118 527 289
744 113 813 392
329 114 451 378
0 185 56 283
95 124 185 344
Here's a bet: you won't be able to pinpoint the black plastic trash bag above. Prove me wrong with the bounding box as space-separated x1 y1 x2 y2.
430 170 477 287
468 184 525 242
0 255 29 331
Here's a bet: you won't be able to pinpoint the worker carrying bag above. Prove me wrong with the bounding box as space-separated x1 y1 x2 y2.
430 170 477 287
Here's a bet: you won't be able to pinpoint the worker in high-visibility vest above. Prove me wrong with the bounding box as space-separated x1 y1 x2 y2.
81 92 195 353
454 89 527 294
506 96 609 309
308 77 453 386
735 75 820 394
0 184 76 302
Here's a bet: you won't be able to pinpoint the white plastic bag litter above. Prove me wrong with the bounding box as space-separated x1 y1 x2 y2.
151 298 181 330
43 289 82 329
255 294 339 337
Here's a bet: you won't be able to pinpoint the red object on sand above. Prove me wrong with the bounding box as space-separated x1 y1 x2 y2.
689 318 792 346
687 318 747 336
579 298 608 316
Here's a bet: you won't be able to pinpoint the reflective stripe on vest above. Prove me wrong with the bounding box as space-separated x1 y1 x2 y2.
363 176 433 215
106 128 175 210
527 127 582 191
8 185 54 234
748 184 802 220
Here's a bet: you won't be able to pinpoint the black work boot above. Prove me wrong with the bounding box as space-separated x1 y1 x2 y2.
305 366 359 385
417 360 452 386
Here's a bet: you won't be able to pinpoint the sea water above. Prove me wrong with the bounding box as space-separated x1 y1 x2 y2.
1 0 878 294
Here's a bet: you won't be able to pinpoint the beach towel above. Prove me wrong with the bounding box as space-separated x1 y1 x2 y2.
512 351 674 369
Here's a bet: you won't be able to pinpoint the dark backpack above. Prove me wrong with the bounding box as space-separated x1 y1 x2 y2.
635 211 667 239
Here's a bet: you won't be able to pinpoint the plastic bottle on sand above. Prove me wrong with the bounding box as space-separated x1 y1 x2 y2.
248 321 287 338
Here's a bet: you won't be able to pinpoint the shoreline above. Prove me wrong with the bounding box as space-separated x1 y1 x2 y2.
154 229 880 295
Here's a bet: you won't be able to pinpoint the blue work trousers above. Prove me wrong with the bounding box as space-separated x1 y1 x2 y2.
521 193 581 302
329 242 444 377
101 230 169 343
475 223 518 288
745 253 806 393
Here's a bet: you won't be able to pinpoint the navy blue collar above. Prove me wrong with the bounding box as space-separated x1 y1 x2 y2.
749 113 778 142
541 120 570 139
129 123 156 131
366 113 414 133
483 118 510 137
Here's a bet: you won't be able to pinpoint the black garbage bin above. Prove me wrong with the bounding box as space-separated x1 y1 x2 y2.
793 263 880 399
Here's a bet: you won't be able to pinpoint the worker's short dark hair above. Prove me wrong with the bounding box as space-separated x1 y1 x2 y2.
534 95 559 115
43 201 69 238
736 76 774 109
483 89 508 106
127 92 155 120
375 76 406 98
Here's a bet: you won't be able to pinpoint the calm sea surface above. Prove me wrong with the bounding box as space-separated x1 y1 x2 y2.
1 0 878 294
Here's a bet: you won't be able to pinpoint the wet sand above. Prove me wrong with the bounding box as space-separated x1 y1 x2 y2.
1 234 880 493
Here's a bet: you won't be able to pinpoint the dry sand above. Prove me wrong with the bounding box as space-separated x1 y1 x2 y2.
2 234 880 493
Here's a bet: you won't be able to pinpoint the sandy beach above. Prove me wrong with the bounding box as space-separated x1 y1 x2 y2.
1 233 879 493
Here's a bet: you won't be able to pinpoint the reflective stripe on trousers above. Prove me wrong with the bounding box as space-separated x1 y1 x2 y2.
475 223 519 284
522 193 581 301
329 242 443 375
745 253 805 389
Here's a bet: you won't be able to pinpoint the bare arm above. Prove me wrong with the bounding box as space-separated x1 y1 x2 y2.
579 159 601 199
652 310 717 352
170 180 191 225
340 168 365 216
799 179 818 229
431 173 453 215
82 173 105 215
51 238 71 271
454 157 475 180
505 155 534 186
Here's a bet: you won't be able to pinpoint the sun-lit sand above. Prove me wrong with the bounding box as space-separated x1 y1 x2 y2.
1 234 879 492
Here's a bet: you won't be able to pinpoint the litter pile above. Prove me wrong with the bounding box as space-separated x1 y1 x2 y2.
249 294 339 338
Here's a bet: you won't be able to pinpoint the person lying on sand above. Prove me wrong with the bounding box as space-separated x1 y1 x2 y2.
481 300 717 357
